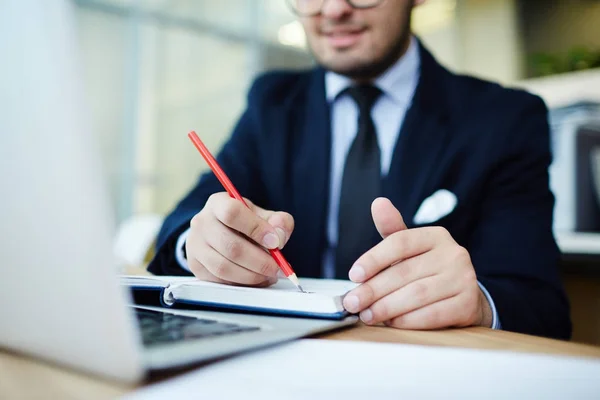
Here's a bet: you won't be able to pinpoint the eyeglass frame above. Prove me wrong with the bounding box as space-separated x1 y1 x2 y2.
286 0 387 17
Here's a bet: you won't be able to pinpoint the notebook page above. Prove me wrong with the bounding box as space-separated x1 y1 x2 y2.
270 278 358 294
165 278 355 314
176 278 358 296
120 275 196 288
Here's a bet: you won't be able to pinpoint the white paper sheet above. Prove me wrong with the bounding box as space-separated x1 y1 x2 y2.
123 339 600 399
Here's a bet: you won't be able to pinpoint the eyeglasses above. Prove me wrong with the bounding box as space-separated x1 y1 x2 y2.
286 0 386 17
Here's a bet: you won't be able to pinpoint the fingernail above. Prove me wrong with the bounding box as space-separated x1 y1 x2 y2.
348 265 365 282
360 309 373 324
262 232 279 249
275 228 286 249
344 295 360 312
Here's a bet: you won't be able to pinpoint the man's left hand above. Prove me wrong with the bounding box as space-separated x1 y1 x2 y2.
342 197 493 329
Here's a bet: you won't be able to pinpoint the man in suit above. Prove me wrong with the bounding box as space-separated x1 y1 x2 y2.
148 0 571 339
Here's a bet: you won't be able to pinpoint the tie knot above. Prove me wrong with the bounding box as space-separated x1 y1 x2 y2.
346 84 382 113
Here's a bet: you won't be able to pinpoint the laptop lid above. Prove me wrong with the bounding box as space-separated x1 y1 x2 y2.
0 0 144 382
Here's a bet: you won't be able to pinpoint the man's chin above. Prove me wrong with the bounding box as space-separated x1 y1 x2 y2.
319 58 381 80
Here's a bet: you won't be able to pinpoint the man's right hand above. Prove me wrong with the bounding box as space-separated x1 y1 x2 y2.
185 192 294 287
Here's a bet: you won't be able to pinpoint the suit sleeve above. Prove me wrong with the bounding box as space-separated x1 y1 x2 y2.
147 80 268 276
471 95 572 340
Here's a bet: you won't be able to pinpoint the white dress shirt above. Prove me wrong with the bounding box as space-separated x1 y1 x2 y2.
176 36 500 329
321 36 420 279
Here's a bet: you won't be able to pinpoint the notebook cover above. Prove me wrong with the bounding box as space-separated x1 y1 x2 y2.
169 298 349 320
128 286 169 308
128 284 349 320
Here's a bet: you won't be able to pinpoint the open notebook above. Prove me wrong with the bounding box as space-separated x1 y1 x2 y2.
121 276 358 320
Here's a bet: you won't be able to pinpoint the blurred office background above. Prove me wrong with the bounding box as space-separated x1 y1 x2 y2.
73 0 600 222
72 0 600 342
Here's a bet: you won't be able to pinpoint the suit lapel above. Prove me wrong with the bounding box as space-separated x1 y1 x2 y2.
289 68 331 277
384 42 452 228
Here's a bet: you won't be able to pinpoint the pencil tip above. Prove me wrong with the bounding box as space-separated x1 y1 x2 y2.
288 273 305 293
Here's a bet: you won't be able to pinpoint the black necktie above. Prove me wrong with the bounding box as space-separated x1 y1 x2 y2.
335 84 382 279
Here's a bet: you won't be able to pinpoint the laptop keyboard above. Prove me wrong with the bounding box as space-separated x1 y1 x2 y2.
135 308 261 347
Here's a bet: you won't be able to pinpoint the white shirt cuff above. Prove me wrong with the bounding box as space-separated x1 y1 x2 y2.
477 281 502 330
175 227 191 272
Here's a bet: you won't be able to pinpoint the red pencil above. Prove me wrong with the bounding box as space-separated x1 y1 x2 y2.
187 131 305 292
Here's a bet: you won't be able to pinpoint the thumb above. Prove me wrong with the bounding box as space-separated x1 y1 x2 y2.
246 199 294 250
266 212 294 249
371 197 407 239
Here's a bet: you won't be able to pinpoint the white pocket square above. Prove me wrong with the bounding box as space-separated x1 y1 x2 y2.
413 189 458 225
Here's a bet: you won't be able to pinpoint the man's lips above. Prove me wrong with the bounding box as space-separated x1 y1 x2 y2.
321 27 367 49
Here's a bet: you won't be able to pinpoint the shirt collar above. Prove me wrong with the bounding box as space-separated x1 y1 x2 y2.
325 35 420 106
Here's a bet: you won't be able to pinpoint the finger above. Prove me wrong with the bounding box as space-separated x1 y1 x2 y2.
343 250 439 313
371 197 407 239
210 196 281 249
349 227 450 283
203 216 281 278
384 292 479 330
200 243 277 286
359 273 462 325
265 212 294 250
187 242 277 287
186 254 230 285
227 196 294 250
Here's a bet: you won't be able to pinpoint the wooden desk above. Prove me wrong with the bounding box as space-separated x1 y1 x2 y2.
2 324 600 400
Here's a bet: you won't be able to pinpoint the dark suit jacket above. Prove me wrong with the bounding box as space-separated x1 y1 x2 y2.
148 42 571 340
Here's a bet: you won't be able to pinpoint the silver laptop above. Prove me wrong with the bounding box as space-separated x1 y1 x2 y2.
0 0 356 383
